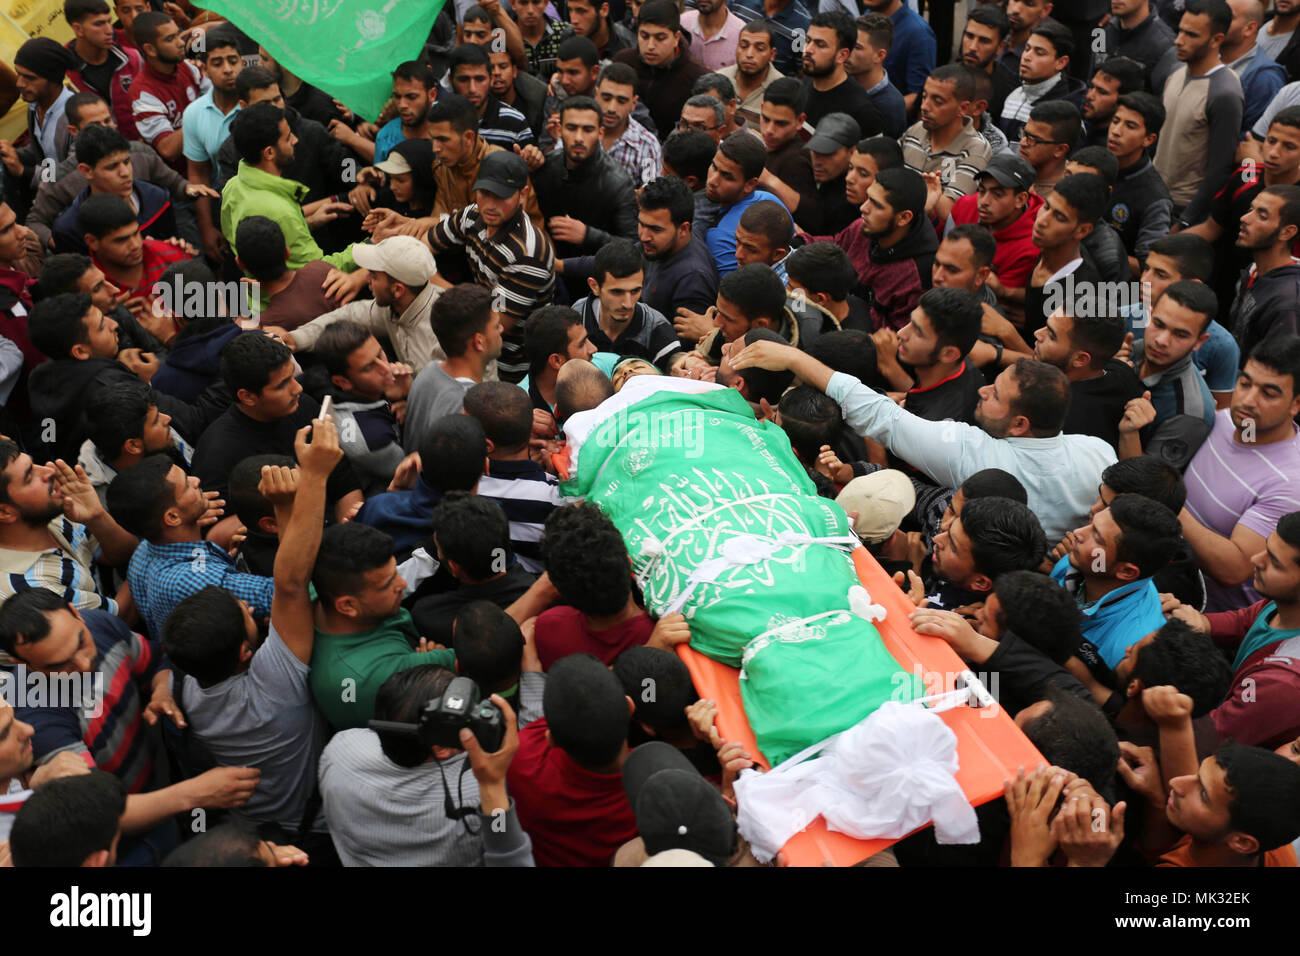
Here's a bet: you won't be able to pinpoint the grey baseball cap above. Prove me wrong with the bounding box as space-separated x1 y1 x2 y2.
980 153 1034 191
806 113 861 154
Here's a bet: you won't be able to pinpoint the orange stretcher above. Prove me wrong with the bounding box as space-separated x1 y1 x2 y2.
677 548 1045 867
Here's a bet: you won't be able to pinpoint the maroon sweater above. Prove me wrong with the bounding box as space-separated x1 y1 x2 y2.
1207 600 1300 749
805 214 938 332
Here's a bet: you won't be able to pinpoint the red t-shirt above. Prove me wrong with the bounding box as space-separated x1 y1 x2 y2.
93 237 190 303
534 605 653 671
506 718 639 867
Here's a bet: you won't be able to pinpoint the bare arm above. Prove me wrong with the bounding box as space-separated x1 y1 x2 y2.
266 419 341 664
1179 508 1264 588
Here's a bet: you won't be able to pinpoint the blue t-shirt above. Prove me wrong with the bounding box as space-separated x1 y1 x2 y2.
374 117 404 164
707 189 787 277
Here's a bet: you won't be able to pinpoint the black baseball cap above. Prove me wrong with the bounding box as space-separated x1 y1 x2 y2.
622 741 737 865
980 153 1034 191
806 113 861 154
472 151 529 198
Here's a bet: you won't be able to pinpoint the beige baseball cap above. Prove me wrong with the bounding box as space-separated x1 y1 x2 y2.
351 236 436 287
835 470 916 544
375 151 412 176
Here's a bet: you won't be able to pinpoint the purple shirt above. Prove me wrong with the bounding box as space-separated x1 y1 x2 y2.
1185 408 1300 610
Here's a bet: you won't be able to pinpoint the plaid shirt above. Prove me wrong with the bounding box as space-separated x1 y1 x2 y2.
606 117 662 189
428 205 555 383
524 19 574 80
127 539 275 640
0 517 114 614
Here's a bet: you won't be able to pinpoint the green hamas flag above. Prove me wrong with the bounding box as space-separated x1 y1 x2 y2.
200 0 447 120
562 386 920 765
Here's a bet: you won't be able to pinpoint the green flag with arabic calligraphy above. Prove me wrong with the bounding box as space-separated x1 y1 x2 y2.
199 0 447 120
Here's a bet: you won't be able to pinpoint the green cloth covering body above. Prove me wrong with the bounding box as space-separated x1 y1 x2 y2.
199 0 448 121
562 387 920 765
309 608 455 730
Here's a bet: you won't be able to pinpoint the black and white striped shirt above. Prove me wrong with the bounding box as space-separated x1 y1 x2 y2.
429 206 555 383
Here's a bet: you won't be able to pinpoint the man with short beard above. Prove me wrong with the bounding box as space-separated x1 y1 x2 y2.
487 49 548 144
716 20 783 127
1081 57 1144 150
532 98 638 262
369 61 437 166
1226 184 1300 357
1178 334 1300 612
0 437 136 612
566 0 636 60
220 104 362 300
960 5 1019 125
1157 0 1246 226
799 12 884 137
728 340 1117 543
596 63 661 188
128 11 208 174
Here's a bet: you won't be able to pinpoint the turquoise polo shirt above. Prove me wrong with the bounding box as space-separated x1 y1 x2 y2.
182 89 240 171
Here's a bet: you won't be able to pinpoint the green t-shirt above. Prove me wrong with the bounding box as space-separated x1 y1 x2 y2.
308 609 455 730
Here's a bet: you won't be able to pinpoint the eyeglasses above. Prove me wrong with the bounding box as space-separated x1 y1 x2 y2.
1019 131 1064 147
677 118 720 132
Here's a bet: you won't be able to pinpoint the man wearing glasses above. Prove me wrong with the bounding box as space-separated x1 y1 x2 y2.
1017 101 1081 199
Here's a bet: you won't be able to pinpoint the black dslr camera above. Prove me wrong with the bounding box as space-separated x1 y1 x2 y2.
368 676 505 753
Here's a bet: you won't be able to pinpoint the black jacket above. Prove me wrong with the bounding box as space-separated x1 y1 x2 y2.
1082 221 1132 284
1229 261 1300 359
1101 11 1177 82
27 356 229 462
611 48 708 141
532 146 638 258
1108 157 1173 262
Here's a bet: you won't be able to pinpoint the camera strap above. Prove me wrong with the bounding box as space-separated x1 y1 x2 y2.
433 753 480 834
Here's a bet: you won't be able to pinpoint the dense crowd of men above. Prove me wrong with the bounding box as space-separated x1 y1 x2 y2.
0 0 1299 870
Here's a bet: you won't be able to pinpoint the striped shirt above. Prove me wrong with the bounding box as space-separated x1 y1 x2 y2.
901 116 992 201
0 517 115 614
478 459 562 574
429 206 556 383
605 117 662 189
1184 408 1300 610
10 611 163 793
479 97 535 150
